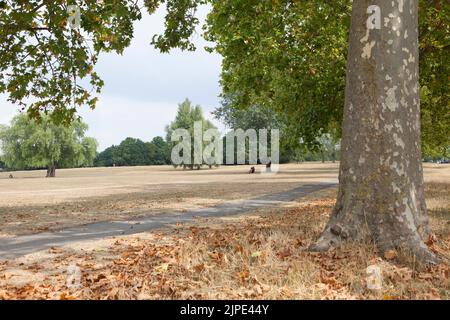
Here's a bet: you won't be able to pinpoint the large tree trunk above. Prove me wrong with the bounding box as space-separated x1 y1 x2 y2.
46 165 56 178
310 0 439 265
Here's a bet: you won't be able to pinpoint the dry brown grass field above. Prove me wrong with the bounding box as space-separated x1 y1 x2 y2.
0 163 340 237
0 163 448 299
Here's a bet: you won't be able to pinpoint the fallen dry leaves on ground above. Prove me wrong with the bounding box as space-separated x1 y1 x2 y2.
0 185 448 300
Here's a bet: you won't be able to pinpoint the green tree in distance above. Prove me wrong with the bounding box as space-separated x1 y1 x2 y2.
147 136 170 165
213 96 343 163
166 99 217 169
214 96 295 164
0 113 97 177
94 144 117 167
213 96 282 132
95 136 170 167
113 137 151 166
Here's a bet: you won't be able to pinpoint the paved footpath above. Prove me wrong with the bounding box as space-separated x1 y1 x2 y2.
0 183 336 260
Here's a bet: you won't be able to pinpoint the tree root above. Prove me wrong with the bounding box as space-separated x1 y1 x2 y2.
308 228 341 252
310 226 441 267
393 243 441 267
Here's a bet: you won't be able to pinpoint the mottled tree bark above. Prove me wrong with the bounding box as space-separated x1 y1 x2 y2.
310 0 439 264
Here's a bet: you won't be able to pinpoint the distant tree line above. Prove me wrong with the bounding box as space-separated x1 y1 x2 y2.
214 97 342 165
94 136 170 167
94 98 343 169
0 99 344 175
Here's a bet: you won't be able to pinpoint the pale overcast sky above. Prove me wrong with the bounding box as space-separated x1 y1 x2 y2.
0 6 224 151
